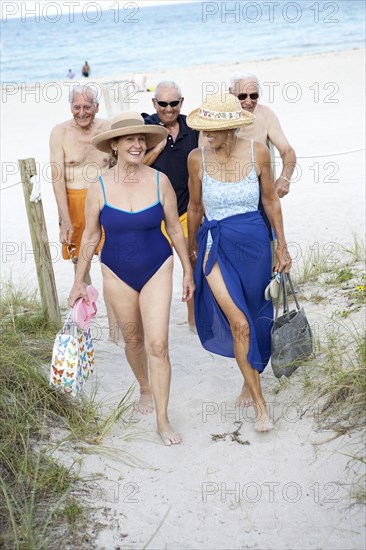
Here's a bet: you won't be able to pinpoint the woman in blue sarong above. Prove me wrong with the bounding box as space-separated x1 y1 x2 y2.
187 93 292 432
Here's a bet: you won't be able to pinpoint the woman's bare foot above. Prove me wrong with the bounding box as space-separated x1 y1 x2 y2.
235 384 254 407
135 392 154 415
158 421 182 446
254 402 273 432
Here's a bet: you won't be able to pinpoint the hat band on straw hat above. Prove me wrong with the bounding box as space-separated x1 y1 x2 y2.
111 117 144 130
90 111 168 153
199 107 243 121
186 92 255 131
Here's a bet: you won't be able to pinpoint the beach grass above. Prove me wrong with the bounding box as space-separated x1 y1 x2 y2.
291 243 366 502
274 238 366 502
298 242 365 429
0 280 136 548
317 319 365 432
295 234 366 286
294 242 340 284
341 232 366 264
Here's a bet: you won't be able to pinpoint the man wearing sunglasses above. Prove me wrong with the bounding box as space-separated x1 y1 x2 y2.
229 72 296 200
143 81 199 331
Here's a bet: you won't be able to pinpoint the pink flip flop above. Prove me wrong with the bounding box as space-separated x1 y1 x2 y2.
72 285 99 329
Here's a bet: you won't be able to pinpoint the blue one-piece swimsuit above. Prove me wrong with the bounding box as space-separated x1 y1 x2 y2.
98 172 172 292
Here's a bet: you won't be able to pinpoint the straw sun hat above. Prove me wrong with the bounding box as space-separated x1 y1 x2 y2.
186 92 255 131
91 112 168 153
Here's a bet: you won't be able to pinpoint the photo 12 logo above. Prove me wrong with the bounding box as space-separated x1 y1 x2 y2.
1 81 140 105
202 481 341 504
201 2 340 24
1 2 140 24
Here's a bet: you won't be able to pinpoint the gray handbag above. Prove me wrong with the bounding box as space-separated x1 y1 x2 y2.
271 273 313 378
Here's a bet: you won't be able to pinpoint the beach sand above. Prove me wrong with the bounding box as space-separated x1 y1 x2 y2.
1 49 365 548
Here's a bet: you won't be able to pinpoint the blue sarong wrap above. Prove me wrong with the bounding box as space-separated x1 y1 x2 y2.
194 211 273 373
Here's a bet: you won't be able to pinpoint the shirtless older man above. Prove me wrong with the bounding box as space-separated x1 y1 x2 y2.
50 84 110 283
229 72 296 198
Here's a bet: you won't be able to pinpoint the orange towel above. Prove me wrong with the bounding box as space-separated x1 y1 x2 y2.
62 188 104 260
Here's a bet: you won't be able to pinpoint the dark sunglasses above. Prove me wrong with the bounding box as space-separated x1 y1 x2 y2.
237 93 259 101
155 99 182 108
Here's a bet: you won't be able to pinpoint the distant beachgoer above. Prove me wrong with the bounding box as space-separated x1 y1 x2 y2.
142 81 199 332
187 93 292 432
66 69 75 79
67 112 195 445
229 72 296 239
82 61 90 77
49 84 110 282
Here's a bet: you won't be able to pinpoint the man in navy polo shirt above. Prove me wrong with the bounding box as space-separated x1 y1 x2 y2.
143 80 199 332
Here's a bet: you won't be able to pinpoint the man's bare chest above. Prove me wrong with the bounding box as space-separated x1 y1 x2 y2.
239 118 268 144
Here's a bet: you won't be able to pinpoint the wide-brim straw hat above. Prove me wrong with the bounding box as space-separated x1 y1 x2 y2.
187 93 255 131
91 112 168 152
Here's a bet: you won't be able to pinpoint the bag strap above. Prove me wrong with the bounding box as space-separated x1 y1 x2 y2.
61 310 78 337
286 273 301 310
274 275 285 320
274 273 300 320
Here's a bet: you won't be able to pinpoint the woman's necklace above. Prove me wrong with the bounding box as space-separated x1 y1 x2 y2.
214 136 237 164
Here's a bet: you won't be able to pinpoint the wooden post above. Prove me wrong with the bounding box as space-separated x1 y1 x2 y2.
18 158 61 324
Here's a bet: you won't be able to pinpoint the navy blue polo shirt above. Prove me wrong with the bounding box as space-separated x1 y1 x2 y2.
144 113 199 217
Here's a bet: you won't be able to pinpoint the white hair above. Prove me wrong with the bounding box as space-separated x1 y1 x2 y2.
154 80 182 98
229 72 259 89
69 84 99 105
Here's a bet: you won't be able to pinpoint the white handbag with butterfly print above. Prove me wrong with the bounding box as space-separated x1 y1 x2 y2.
50 312 95 396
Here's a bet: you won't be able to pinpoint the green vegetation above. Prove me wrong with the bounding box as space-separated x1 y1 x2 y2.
317 320 365 433
295 242 339 284
0 281 135 548
341 232 366 263
295 235 365 285
325 266 354 285
291 238 366 502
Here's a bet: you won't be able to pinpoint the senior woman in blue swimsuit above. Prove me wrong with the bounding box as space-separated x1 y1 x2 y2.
68 112 195 446
187 93 292 432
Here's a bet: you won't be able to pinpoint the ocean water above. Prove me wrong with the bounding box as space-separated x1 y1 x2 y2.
1 0 365 84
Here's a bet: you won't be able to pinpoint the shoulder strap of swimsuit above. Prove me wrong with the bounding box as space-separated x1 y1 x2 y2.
98 175 107 205
201 146 206 172
156 171 161 202
251 139 255 168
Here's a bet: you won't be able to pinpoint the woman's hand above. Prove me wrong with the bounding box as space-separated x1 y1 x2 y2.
182 269 196 302
67 282 89 308
274 243 292 273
